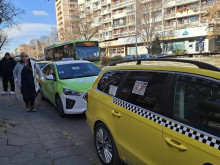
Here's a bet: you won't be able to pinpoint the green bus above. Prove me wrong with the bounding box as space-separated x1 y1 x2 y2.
44 40 100 61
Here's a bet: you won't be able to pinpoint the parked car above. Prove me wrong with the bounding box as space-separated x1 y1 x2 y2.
112 55 123 59
156 53 164 57
86 58 220 165
138 54 152 59
123 55 135 60
40 61 101 117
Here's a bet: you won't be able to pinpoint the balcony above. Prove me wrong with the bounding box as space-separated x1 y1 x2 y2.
112 23 127 28
102 18 111 23
102 26 112 31
163 13 176 19
113 31 135 38
176 9 199 18
112 12 127 19
200 6 209 12
176 0 199 6
176 21 199 29
164 25 175 30
101 35 113 40
163 0 175 8
112 0 135 10
101 9 111 15
101 0 107 5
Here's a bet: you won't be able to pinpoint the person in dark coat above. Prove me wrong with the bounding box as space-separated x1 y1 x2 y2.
0 52 16 95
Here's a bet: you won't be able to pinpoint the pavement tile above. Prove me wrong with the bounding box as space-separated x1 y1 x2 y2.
48 146 82 160
7 119 24 125
26 158 52 165
0 135 7 146
8 132 38 139
54 156 91 165
0 146 21 157
36 127 61 135
30 119 54 124
21 143 44 152
8 136 29 146
9 152 35 164
36 149 49 159
7 127 26 135
32 123 57 129
43 139 75 150
39 132 66 142
29 137 41 143
0 157 9 165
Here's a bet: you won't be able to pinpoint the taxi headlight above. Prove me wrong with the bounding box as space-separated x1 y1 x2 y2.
63 88 83 96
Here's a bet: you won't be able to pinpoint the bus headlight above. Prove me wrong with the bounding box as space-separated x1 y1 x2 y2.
63 88 83 96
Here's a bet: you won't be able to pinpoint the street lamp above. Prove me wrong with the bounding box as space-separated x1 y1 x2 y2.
135 0 138 59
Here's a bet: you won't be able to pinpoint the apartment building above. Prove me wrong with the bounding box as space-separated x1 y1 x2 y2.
18 44 44 59
66 0 220 56
55 0 79 43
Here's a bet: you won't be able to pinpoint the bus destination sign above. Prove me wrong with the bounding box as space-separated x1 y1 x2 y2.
76 42 98 47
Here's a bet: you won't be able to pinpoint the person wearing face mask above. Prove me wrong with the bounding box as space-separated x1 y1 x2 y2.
13 52 44 112
0 52 16 95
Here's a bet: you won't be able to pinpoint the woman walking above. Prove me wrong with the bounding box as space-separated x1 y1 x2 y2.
13 52 44 112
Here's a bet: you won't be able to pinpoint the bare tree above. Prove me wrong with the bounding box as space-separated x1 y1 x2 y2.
136 0 162 53
201 0 220 39
0 0 24 29
40 27 59 46
0 0 24 50
70 10 100 41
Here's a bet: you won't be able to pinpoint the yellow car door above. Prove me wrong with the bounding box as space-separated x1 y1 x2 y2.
163 74 220 165
112 71 170 165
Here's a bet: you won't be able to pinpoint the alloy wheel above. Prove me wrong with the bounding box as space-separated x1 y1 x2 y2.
95 126 113 164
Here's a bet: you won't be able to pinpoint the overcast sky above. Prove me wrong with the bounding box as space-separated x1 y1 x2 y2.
1 0 57 56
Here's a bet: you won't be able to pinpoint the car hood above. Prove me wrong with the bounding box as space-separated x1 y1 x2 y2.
60 76 97 93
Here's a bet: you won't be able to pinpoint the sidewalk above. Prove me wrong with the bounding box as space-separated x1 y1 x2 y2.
0 79 92 165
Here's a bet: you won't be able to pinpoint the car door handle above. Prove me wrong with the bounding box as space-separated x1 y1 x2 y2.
165 137 188 151
111 110 121 117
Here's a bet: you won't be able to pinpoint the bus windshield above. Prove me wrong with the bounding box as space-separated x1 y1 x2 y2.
76 46 99 61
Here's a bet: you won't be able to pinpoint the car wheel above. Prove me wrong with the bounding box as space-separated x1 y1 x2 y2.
94 123 122 165
55 96 65 117
39 88 45 100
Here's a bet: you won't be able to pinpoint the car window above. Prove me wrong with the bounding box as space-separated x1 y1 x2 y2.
117 71 169 113
47 65 56 76
42 65 49 76
174 75 220 137
97 71 126 96
57 63 100 79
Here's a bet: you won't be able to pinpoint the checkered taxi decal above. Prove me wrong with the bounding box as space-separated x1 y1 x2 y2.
113 98 220 150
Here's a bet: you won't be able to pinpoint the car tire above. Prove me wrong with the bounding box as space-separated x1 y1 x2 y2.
55 96 65 117
94 123 122 165
39 88 45 100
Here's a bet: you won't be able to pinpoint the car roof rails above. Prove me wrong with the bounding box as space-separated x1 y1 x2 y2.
109 58 220 72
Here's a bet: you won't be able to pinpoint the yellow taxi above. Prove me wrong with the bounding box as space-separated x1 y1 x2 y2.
86 58 220 165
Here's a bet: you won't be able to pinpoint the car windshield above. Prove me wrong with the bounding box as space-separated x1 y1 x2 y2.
38 63 49 69
57 63 101 79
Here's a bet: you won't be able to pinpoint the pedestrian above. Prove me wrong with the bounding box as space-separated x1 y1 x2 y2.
13 52 44 112
0 52 16 95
